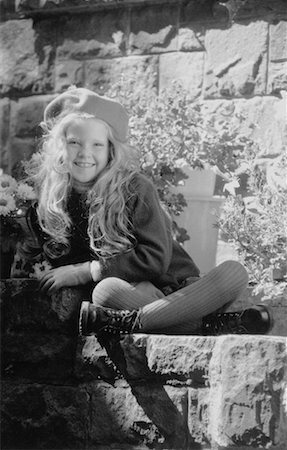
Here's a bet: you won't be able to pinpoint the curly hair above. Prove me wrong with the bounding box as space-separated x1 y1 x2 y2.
29 112 140 259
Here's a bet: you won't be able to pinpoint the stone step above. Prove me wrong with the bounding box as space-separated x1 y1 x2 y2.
1 279 286 449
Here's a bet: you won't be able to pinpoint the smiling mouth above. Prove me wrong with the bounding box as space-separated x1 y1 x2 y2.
74 162 95 168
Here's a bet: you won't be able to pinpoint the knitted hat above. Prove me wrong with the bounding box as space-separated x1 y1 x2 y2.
44 87 129 142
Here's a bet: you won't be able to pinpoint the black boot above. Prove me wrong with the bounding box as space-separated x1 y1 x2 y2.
79 301 142 337
201 304 273 336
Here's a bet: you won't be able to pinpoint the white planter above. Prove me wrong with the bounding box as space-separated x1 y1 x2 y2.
173 167 216 197
172 167 224 275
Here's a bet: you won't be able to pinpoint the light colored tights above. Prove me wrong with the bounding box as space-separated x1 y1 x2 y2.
91 260 248 335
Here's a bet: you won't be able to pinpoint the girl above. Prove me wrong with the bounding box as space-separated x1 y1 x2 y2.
18 87 272 338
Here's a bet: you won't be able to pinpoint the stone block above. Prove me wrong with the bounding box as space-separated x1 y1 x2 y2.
75 335 120 383
79 334 216 385
268 61 287 95
2 331 77 382
159 52 204 99
16 0 135 11
31 18 58 94
0 279 86 334
10 138 37 176
56 9 129 60
0 20 39 95
178 24 205 52
179 0 215 23
10 96 53 138
145 335 215 384
187 388 210 446
88 381 189 448
268 21 287 94
85 55 158 98
201 95 287 157
55 60 85 92
0 97 10 172
234 0 287 21
208 335 287 448
1 382 89 450
129 3 178 54
270 21 287 62
204 21 268 98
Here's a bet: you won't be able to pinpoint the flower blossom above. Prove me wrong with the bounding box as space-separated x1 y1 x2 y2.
0 174 18 194
0 193 16 216
29 261 52 279
16 183 37 201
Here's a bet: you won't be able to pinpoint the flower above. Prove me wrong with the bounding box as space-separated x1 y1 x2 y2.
0 174 18 194
0 171 37 218
29 260 52 279
16 182 37 201
0 193 16 216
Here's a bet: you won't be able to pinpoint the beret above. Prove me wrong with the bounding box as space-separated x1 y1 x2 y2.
44 87 129 143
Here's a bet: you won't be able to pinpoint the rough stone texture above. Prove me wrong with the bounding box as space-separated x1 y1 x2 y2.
10 138 37 175
1 1 287 173
201 95 287 156
0 20 39 95
159 52 204 98
178 24 205 52
10 95 53 138
208 335 287 448
204 21 268 98
235 0 287 20
2 383 90 450
56 9 129 60
268 21 287 94
85 56 158 97
0 18 56 97
129 3 178 55
1 280 287 449
55 59 85 92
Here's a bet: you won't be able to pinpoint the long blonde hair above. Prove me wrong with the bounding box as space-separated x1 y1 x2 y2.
30 112 140 259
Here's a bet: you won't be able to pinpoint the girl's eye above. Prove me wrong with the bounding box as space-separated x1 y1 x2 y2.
67 139 80 145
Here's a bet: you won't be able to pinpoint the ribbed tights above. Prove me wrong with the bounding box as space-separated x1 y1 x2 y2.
91 260 248 335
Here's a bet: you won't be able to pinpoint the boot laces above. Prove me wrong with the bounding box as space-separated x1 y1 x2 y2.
99 308 141 335
203 310 248 335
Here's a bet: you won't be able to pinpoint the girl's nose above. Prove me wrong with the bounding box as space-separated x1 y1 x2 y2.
78 144 91 156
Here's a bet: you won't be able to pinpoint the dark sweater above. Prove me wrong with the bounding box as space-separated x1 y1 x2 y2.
30 173 200 292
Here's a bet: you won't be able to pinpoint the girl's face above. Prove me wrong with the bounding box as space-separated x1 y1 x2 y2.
65 118 110 184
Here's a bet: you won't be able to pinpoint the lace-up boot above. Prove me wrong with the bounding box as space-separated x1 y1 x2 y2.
79 301 142 337
201 304 273 336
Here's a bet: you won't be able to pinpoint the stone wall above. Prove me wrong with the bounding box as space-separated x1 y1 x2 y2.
1 279 287 450
0 0 287 174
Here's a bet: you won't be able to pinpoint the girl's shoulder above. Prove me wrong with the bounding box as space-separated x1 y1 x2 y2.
129 172 156 195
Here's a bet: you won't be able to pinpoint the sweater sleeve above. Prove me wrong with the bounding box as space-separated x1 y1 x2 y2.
98 174 173 283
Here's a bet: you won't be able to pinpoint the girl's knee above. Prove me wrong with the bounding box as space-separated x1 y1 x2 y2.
92 277 130 307
217 260 248 288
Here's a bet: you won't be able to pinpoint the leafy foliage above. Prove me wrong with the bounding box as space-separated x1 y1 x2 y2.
107 79 256 214
107 77 286 298
217 149 287 299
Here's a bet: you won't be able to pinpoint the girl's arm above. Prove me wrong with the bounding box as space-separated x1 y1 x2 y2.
40 175 174 293
95 174 173 283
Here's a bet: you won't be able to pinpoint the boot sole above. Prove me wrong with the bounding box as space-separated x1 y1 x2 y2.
253 304 274 334
79 301 90 336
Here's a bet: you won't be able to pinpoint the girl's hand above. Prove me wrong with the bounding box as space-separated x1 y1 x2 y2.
39 262 92 294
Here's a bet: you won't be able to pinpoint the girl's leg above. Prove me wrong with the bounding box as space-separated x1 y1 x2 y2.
91 260 248 333
92 279 164 309
141 260 248 332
